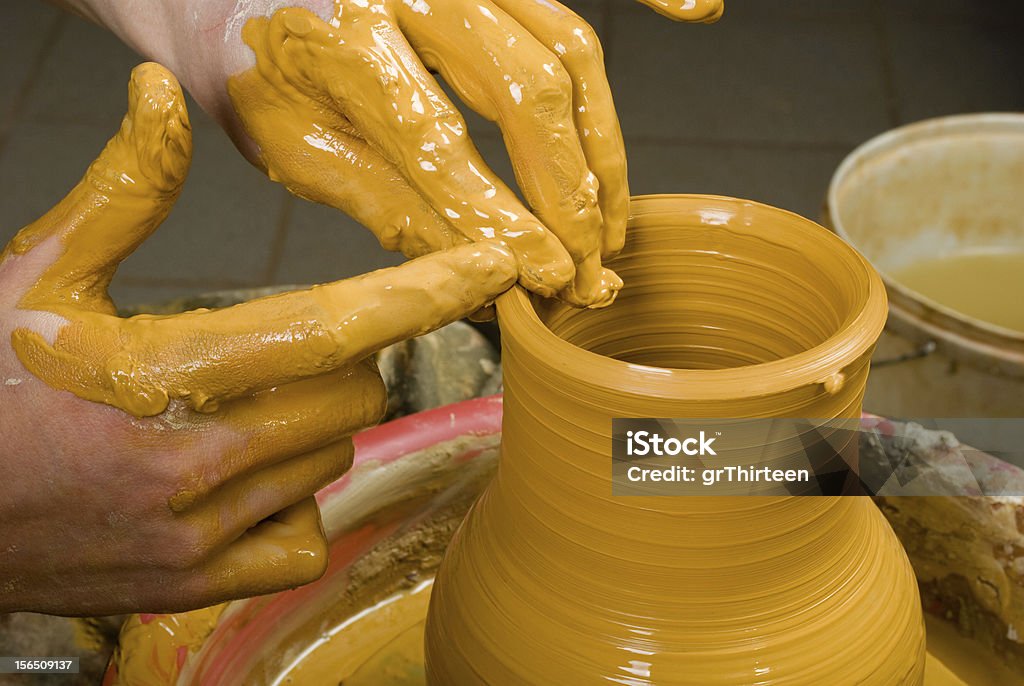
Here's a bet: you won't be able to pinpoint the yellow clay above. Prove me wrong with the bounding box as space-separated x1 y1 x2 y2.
278 580 433 685
637 0 725 22
426 196 926 684
227 0 639 307
112 605 226 686
3 62 516 611
6 63 517 419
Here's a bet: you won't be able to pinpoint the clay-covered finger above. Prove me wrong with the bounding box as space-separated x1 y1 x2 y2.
229 22 466 259
190 439 355 548
488 0 629 260
192 496 329 602
394 0 618 306
5 62 191 312
208 360 385 483
12 241 517 417
636 0 724 22
258 7 574 297
393 0 598 259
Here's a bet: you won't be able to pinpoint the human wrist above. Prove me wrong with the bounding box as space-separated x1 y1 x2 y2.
49 0 185 73
48 0 244 136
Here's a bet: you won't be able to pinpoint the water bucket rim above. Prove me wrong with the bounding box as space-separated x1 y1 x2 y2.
826 113 1024 356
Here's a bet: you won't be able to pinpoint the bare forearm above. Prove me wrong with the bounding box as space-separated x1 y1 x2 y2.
42 0 330 153
46 0 184 72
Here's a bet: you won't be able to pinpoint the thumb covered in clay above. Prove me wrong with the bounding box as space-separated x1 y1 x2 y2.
636 0 724 22
2 62 192 315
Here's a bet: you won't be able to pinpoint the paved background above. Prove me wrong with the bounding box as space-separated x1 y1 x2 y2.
1 0 1021 306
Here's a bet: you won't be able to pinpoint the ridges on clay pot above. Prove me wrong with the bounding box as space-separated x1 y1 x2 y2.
425 195 926 684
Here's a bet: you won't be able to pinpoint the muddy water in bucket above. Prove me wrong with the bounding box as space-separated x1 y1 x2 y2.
425 195 926 684
827 113 1024 420
893 251 1024 334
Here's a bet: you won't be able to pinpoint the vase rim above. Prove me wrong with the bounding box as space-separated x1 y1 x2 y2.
496 194 888 401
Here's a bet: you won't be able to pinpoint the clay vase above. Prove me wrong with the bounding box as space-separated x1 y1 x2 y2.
424 195 926 684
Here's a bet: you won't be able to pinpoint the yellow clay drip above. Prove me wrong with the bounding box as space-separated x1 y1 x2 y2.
637 0 725 22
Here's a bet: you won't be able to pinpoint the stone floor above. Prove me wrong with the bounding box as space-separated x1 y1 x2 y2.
0 0 1021 306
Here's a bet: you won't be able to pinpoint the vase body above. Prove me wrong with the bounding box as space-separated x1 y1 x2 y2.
425 195 925 684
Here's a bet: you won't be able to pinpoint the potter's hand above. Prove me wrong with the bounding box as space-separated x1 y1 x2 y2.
52 1 722 308
0 63 516 615
223 0 631 309
226 0 720 306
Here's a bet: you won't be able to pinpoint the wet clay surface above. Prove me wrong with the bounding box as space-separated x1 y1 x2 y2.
636 0 724 22
244 583 1011 686
425 195 927 684
113 605 227 686
276 580 431 685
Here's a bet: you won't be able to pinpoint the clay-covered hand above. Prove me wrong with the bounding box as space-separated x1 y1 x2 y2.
0 63 516 615
221 0 633 309
54 0 722 308
216 0 718 307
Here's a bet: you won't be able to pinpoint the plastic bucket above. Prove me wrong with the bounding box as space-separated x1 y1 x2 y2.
826 113 1024 419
